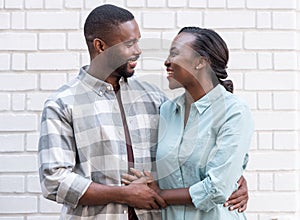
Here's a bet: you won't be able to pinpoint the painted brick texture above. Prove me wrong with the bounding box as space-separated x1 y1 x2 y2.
0 0 299 219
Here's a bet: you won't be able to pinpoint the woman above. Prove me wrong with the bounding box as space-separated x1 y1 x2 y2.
124 27 253 219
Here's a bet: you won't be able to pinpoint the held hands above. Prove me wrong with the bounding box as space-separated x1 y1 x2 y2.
122 168 166 209
224 175 249 212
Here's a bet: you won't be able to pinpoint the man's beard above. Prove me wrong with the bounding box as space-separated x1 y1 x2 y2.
115 63 135 79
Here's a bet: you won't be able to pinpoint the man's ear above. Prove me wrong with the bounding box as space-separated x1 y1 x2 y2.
93 38 106 53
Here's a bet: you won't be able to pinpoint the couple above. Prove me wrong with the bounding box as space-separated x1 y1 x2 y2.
38 4 253 220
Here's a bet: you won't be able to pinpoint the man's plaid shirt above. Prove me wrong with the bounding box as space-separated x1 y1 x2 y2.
38 66 167 219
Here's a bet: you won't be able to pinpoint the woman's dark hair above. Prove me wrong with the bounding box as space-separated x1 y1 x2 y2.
178 27 233 93
84 4 134 51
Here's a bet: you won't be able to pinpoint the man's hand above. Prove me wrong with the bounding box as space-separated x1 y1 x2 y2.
124 181 167 209
122 168 166 209
224 175 248 212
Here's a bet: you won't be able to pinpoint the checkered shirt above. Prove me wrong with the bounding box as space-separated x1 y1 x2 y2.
38 66 167 219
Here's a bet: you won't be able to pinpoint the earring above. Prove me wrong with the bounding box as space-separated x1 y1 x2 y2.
195 66 200 70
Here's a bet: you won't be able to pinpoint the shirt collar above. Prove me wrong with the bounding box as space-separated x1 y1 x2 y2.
78 65 127 96
174 84 226 115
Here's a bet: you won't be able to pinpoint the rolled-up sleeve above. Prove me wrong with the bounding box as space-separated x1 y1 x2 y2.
38 100 92 208
189 104 254 212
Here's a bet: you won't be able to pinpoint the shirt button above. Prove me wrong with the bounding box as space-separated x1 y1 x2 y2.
99 91 103 96
107 85 112 91
123 209 127 214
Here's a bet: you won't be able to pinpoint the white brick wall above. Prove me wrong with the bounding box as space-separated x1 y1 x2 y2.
0 0 299 219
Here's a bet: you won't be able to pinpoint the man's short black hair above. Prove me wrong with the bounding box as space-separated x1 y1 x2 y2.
84 4 134 44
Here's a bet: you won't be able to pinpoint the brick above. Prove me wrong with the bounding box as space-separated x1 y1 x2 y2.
257 11 271 29
0 93 10 110
177 11 202 27
81 52 90 66
0 0 3 8
229 52 257 70
274 172 299 191
67 32 86 50
259 213 300 220
227 0 245 8
0 196 37 213
136 72 164 88
0 12 9 29
250 131 258 150
139 32 161 50
162 31 178 49
0 155 37 172
25 0 43 9
168 0 186 7
147 0 166 7
142 52 166 70
0 33 37 51
273 12 296 30
259 172 273 190
16 19 31 35
188 0 206 8
143 12 175 29
27 216 60 220
245 71 295 90
0 175 25 192
105 0 124 5
40 73 67 90
0 217 23 220
39 33 66 50
27 12 80 30
248 151 297 171
273 92 297 110
274 131 298 150
208 0 226 8
245 31 296 50
0 53 10 70
65 0 83 8
27 93 51 111
204 11 255 28
0 113 37 131
258 52 272 70
243 172 258 190
0 74 37 91
44 0 63 9
274 52 297 70
84 0 105 9
227 72 243 90
258 132 273 150
247 0 296 9
0 134 24 152
219 32 243 49
253 111 296 130
12 53 26 71
4 0 23 9
248 192 297 212
258 92 272 110
27 175 41 193
39 196 62 213
127 0 145 7
27 53 79 70
26 133 39 152
12 93 26 111
235 91 257 109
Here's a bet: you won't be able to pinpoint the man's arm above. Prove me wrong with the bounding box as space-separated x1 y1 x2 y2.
79 182 166 209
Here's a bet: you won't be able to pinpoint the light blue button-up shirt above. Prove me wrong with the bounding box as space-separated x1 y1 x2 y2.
156 85 253 220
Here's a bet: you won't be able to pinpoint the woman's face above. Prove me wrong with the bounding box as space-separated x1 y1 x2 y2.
164 32 200 90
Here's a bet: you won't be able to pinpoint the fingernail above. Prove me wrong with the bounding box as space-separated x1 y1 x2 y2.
224 202 228 207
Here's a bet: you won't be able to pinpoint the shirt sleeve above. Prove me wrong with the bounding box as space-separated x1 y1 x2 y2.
189 103 254 212
38 100 92 208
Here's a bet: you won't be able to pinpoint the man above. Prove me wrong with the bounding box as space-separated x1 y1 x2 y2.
38 4 248 220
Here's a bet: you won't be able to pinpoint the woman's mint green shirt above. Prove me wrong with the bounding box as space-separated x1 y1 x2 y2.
156 85 254 220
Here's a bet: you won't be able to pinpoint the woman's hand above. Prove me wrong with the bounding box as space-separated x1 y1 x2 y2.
224 175 248 212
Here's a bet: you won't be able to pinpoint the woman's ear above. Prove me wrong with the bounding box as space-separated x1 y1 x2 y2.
93 38 106 54
195 57 207 70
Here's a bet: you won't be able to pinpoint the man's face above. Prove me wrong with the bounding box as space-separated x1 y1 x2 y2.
106 19 142 78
